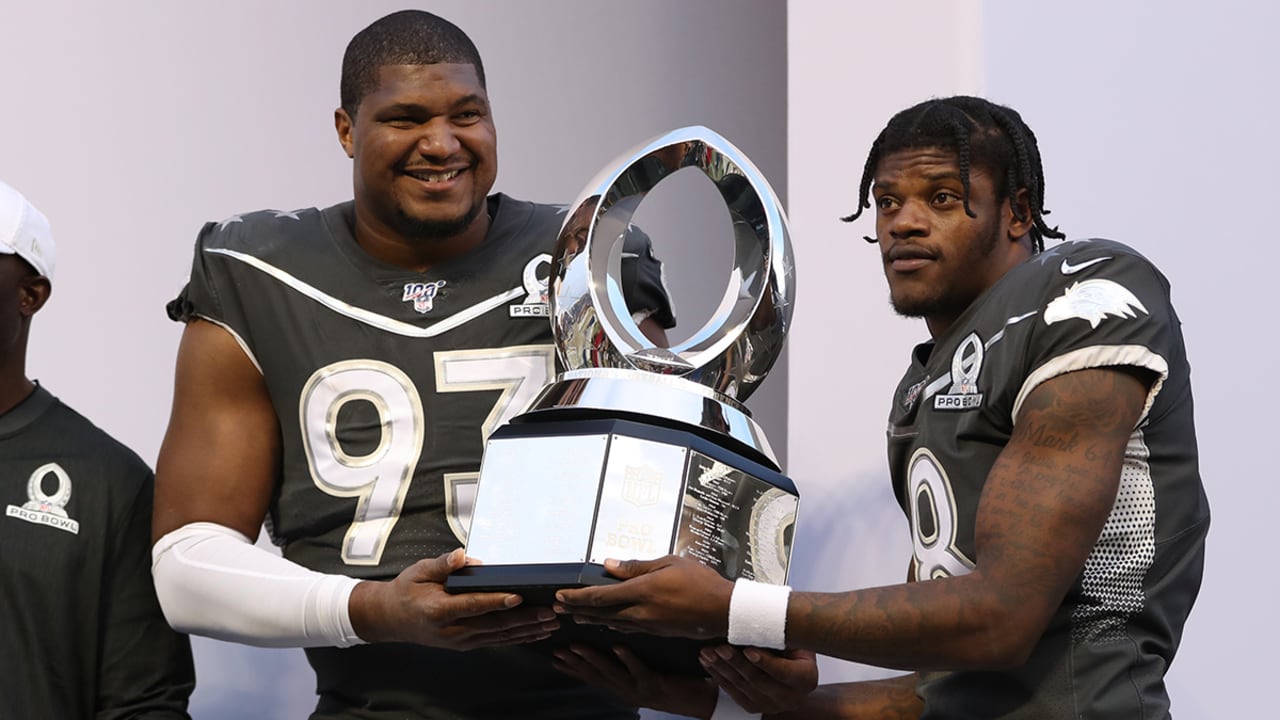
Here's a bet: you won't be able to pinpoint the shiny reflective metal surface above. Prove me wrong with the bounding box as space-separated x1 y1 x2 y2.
550 126 794 403
524 368 778 469
588 435 689 565
455 127 796 596
466 434 611 565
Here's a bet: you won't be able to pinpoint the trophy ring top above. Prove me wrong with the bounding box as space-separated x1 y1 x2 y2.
548 126 795 403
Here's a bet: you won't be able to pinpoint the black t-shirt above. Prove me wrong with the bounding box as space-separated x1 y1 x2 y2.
887 239 1209 719
170 194 673 719
0 385 194 718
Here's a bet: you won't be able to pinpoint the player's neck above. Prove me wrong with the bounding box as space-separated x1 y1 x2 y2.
0 375 36 418
352 210 491 273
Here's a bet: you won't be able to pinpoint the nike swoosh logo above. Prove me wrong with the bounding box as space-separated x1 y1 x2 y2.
1060 256 1112 275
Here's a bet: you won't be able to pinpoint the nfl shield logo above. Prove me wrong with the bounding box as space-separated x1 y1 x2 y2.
402 281 446 314
622 464 663 506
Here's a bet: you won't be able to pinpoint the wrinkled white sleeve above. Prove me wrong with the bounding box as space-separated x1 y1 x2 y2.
151 521 364 648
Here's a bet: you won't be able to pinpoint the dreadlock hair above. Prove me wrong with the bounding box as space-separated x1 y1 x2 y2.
842 96 1064 252
340 10 486 119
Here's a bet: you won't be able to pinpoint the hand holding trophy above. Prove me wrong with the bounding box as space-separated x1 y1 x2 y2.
447 126 796 673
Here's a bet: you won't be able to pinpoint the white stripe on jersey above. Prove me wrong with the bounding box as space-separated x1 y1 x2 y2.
919 311 1039 404
1011 344 1168 424
983 311 1038 350
195 314 264 374
207 248 524 338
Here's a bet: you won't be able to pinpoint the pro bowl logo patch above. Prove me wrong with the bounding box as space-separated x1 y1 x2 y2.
934 333 985 411
402 280 446 314
510 253 552 318
5 462 80 534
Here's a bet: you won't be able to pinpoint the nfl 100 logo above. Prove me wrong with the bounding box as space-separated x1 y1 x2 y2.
402 280 446 314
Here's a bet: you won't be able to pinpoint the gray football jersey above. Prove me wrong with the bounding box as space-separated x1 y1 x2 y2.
170 194 671 718
887 239 1209 719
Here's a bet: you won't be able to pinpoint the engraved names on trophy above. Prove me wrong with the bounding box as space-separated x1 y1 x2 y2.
676 452 796 585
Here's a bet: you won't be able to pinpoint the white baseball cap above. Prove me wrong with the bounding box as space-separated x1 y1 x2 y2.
0 180 55 279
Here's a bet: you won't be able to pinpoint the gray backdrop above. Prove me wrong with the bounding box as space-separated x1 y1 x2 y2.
788 2 1277 719
2 1 1271 718
1 2 786 718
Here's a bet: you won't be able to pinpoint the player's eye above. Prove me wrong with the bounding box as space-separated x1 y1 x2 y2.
454 109 485 125
933 191 961 206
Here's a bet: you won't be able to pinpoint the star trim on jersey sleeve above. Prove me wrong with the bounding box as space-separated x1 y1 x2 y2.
1032 238 1090 266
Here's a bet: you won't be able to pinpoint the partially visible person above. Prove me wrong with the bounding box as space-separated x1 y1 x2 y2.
0 180 195 718
555 95 1209 719
149 10 674 719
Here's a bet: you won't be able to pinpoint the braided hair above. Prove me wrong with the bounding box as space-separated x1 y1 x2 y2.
842 96 1064 252
340 10 486 119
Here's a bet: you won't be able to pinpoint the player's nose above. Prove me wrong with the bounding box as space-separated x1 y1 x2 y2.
888 198 930 239
416 120 462 158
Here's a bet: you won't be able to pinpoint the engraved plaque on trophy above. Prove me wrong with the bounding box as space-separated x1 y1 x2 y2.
446 126 797 671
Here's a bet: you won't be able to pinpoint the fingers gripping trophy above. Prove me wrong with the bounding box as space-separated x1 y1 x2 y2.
448 126 797 670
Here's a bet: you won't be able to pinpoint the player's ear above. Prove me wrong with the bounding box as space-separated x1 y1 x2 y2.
18 275 50 318
335 108 355 159
1006 188 1033 241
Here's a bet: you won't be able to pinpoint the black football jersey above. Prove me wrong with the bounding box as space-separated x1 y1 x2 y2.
170 194 672 718
0 385 194 718
886 239 1209 719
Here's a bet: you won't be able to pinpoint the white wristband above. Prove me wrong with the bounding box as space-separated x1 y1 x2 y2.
726 578 790 650
710 688 761 720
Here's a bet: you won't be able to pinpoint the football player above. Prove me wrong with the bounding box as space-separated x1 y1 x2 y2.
554 96 1209 720
150 10 675 719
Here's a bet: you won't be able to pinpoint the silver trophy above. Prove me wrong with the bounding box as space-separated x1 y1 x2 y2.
448 127 797 629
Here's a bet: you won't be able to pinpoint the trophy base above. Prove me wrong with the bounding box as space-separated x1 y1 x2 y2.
446 562 616 603
447 414 797 676
454 416 796 581
449 562 713 676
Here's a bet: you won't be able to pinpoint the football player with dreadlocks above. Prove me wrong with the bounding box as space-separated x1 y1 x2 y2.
553 96 1209 719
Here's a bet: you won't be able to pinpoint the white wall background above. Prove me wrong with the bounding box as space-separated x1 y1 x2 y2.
789 1 1278 719
1 2 786 718
3 1 1272 718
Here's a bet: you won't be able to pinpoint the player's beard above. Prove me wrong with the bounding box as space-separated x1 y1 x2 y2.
889 220 1002 321
395 201 485 244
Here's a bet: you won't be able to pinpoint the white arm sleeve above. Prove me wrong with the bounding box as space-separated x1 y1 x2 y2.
151 521 365 648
